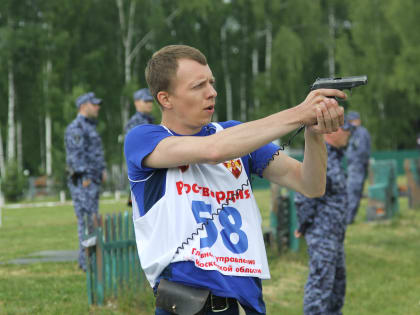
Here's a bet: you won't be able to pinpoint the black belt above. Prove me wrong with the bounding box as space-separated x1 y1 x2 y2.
204 294 237 313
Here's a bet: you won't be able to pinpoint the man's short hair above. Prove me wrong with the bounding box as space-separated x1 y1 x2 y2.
145 45 207 104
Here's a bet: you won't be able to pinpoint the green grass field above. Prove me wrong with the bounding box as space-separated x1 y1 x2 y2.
1 191 419 314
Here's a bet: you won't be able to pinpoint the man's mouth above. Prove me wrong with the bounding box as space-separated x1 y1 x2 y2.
205 105 215 111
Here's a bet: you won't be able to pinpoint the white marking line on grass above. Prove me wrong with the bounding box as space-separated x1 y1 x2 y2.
2 199 122 210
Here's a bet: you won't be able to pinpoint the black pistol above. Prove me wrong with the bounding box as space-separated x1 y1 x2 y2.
311 75 368 92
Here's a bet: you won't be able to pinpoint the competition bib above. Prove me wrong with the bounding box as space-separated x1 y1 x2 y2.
170 160 270 279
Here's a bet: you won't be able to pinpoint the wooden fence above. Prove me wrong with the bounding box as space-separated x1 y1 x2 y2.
84 211 146 305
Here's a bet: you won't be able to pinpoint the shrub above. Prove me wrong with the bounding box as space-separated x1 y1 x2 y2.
1 160 28 202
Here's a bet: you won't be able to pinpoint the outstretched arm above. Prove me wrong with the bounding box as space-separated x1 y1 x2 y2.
143 89 345 170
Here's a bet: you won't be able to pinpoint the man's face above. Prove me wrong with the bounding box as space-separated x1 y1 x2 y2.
166 58 217 133
325 127 351 148
84 102 101 118
335 128 351 148
349 118 361 126
135 99 154 114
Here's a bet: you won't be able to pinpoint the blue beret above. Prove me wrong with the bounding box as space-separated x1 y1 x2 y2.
133 88 154 101
347 111 360 121
75 92 102 108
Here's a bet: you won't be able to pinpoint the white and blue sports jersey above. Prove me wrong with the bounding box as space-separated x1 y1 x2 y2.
124 121 279 313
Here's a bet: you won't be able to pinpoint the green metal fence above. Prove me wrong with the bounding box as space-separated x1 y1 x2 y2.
268 188 299 252
366 159 399 221
372 150 420 176
84 211 146 305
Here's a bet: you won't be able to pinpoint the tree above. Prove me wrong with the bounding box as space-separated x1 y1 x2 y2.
335 0 405 149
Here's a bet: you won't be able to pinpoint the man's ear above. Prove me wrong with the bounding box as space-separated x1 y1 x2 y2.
78 102 87 113
157 91 172 109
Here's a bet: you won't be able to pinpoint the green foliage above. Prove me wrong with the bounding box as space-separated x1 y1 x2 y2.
1 160 28 202
1 0 420 186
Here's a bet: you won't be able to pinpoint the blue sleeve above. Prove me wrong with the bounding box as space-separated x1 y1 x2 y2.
124 124 172 181
250 142 280 178
219 120 280 178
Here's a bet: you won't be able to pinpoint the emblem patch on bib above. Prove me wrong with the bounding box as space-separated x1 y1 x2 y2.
223 159 242 179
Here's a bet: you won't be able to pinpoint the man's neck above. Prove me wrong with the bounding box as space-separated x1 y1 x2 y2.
160 119 203 135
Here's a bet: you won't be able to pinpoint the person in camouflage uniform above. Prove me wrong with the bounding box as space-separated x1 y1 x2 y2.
65 92 106 271
345 111 371 224
294 119 353 315
124 88 155 134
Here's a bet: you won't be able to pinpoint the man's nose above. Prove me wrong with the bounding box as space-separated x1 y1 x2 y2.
207 84 217 98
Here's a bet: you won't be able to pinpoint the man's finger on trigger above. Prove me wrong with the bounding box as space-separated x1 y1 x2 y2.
320 89 347 100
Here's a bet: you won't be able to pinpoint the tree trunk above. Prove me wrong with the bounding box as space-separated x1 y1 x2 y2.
45 114 52 176
17 120 22 171
7 61 16 162
240 71 247 122
328 5 336 77
116 0 136 130
44 60 53 177
221 24 233 121
40 116 45 172
0 125 5 177
252 47 260 113
239 15 248 122
265 20 272 88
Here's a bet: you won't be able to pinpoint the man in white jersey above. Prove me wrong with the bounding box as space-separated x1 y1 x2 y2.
124 45 346 315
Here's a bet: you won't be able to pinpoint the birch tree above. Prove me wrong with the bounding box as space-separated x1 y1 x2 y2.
0 126 5 177
7 59 15 163
220 22 233 121
116 0 179 129
116 0 137 129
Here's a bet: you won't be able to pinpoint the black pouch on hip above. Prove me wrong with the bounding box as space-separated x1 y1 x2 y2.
156 279 210 315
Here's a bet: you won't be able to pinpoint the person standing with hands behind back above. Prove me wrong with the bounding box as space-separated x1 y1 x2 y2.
125 44 346 314
65 92 106 271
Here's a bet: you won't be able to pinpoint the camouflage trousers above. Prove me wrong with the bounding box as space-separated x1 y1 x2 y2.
68 180 101 271
303 231 346 315
346 164 368 224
